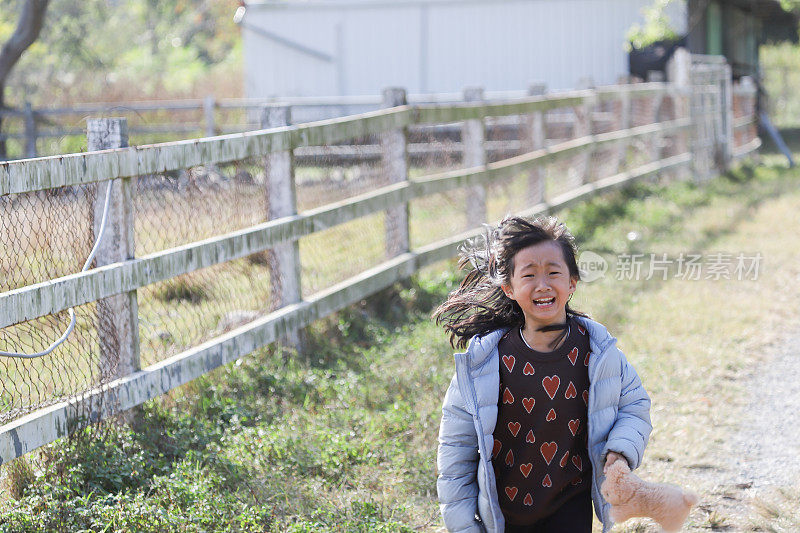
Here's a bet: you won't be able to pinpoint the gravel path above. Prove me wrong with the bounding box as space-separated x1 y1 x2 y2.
724 330 800 490
691 328 800 531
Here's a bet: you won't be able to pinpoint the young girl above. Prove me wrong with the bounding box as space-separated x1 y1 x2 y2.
434 215 651 533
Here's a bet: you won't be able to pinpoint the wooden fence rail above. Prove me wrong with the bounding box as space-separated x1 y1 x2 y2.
0 117 692 330
0 63 760 465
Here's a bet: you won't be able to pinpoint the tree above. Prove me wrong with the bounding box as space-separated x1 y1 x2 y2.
626 0 682 51
0 0 50 158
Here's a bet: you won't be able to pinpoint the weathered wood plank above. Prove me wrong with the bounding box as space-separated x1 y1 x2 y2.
412 85 670 125
546 153 693 212
412 119 691 197
3 86 676 196
0 119 691 328
414 93 590 124
263 105 302 314
595 83 671 102
732 138 761 161
382 88 410 258
0 107 414 196
87 118 142 385
0 182 413 328
0 154 693 465
0 252 418 465
463 87 487 227
733 116 756 129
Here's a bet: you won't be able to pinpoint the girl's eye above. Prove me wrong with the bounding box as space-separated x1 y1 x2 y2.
549 272 560 276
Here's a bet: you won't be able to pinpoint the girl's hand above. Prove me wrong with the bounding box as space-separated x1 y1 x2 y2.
603 451 625 474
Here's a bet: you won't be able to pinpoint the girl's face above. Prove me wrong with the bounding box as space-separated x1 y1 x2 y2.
501 240 577 330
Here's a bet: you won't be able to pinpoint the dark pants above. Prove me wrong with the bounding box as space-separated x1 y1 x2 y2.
503 490 593 533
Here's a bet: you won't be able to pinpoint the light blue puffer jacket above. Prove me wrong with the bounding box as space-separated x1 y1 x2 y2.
436 315 652 533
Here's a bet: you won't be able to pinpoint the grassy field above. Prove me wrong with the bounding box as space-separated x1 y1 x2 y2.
1 152 798 531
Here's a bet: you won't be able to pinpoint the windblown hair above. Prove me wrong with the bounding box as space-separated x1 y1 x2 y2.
433 215 588 349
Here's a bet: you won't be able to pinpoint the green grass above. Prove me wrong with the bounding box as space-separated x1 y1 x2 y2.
3 155 800 531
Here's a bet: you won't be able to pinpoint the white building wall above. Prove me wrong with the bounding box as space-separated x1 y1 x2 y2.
242 0 687 98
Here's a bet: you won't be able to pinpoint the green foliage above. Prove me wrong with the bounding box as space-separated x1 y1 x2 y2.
0 0 241 107
0 275 452 531
761 43 800 127
4 457 35 501
626 0 682 51
1 163 787 531
779 0 800 13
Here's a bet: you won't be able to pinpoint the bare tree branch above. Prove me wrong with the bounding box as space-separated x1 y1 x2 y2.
0 0 50 158
0 0 51 88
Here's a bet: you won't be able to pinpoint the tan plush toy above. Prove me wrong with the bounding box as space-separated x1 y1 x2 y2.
600 460 699 532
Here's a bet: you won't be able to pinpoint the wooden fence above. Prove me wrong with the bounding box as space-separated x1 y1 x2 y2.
0 91 541 161
0 57 759 465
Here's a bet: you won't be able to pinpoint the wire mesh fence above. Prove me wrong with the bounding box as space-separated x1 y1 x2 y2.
0 57 759 468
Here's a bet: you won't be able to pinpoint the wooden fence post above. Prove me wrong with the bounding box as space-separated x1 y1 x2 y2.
204 95 216 137
612 84 632 176
667 47 692 181
722 63 734 171
462 87 487 227
521 83 547 205
647 71 666 181
381 87 410 257
24 102 37 159
87 118 140 422
573 79 594 186
261 106 302 321
738 76 759 161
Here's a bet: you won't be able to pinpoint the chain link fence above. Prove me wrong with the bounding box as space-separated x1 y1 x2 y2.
0 60 758 469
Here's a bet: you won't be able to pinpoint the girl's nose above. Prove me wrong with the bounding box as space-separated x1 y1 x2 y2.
535 277 550 290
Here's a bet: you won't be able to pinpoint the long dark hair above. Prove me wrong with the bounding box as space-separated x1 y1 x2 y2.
433 215 588 348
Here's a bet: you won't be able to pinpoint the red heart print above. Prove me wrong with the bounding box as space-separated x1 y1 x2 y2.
524 493 533 506
522 397 535 413
503 387 514 404
508 421 521 437
584 351 591 366
582 390 589 405
565 381 577 399
505 449 514 466
523 362 535 375
571 476 582 486
559 451 569 468
568 419 580 436
505 486 518 501
542 474 552 488
567 347 578 365
540 442 558 465
503 355 515 372
546 408 556 422
542 375 560 400
519 463 533 478
492 439 502 458
525 430 535 443
572 455 583 471
577 324 586 335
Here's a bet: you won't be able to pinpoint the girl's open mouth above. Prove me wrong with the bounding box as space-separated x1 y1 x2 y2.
533 297 556 307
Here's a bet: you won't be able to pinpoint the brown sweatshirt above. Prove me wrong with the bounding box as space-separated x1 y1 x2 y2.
491 316 593 525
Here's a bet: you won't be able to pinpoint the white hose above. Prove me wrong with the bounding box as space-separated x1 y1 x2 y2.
0 180 115 358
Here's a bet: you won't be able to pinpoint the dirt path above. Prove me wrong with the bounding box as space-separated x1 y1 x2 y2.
701 326 800 531
608 166 800 533
725 330 800 490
